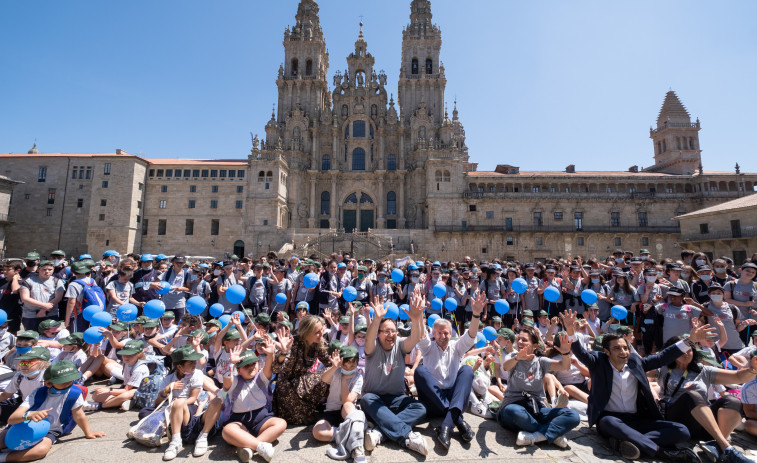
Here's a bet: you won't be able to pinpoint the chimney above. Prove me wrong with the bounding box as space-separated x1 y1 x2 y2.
628 165 639 173
116 149 127 155
565 164 575 173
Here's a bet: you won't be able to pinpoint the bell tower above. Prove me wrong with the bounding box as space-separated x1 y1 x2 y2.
646 91 702 175
277 0 330 122
398 0 445 125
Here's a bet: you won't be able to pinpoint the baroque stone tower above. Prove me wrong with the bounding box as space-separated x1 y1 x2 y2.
647 91 702 175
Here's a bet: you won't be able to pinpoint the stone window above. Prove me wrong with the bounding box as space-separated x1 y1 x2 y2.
305 59 313 76
387 154 396 171
210 200 218 209
577 237 585 246
353 121 366 138
352 148 366 171
185 219 194 236
486 211 494 219
469 205 477 212
138 182 143 190
507 237 514 246
321 191 330 215
533 212 542 227
638 212 648 227
47 189 55 204
536 237 543 246
210 219 219 236
411 58 419 75
190 185 196 193
24 194 30 200
291 58 298 76
86 167 92 179
158 219 166 235
38 167 47 182
159 200 166 209
100 199 106 207
188 200 195 209
161 185 167 193
220 170 227 178
211 170 218 178
235 200 243 209
505 218 513 231
77 199 83 208
201 170 209 178
142 219 148 235
614 237 622 246
102 181 108 188
99 214 105 221
641 237 649 246
166 169 173 177
574 212 583 230
212 185 218 193
237 186 243 193
425 59 432 74
322 155 331 171
228 170 236 178
156 169 164 177
387 191 396 215
46 208 52 217
611 212 620 227
183 170 191 178
237 170 245 178
554 211 563 221
700 223 709 234
192 169 200 177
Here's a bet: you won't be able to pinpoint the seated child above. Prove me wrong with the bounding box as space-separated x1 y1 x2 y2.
0 347 50 424
3 331 39 370
35 320 69 360
84 340 150 412
0 360 105 461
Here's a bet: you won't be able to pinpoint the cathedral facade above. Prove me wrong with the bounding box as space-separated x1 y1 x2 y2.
2 0 756 263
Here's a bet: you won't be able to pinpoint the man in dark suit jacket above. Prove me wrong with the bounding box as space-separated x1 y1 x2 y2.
563 310 708 462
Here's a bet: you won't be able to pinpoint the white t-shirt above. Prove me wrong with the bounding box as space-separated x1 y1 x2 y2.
3 371 45 400
215 349 234 379
325 370 363 412
56 349 87 368
229 372 271 413
21 388 85 434
40 329 70 360
123 362 151 389
160 368 204 399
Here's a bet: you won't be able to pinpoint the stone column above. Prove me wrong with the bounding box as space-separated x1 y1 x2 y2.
329 172 338 229
308 175 316 228
398 172 406 229
376 172 385 229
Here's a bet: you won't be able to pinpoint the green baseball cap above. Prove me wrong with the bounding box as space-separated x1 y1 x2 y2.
17 330 39 341
51 250 66 257
236 349 259 368
142 319 160 328
295 301 309 311
522 318 534 327
59 332 85 346
161 311 175 319
117 340 145 356
38 319 62 332
592 334 606 352
340 346 359 359
223 329 241 340
71 262 90 275
616 326 633 335
17 346 51 361
205 319 222 329
44 360 82 384
24 252 40 261
537 310 548 317
522 310 534 318
339 316 351 324
552 331 567 348
328 339 343 354
170 345 203 363
190 329 209 344
279 320 293 331
109 322 128 331
134 316 148 325
490 316 502 323
496 328 515 342
354 324 367 334
255 314 271 325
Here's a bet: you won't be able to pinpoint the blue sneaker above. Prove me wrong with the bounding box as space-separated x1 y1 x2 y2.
723 446 754 463
699 440 720 463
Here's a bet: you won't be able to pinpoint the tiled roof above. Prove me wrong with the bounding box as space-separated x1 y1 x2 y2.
676 193 757 219
147 159 247 165
466 170 739 178
657 91 691 126
0 152 143 160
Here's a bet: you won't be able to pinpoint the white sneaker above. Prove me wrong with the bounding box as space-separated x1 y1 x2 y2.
109 376 118 385
120 399 131 412
554 391 570 409
470 401 493 419
516 431 547 446
553 435 569 448
82 401 100 412
404 431 430 456
163 442 181 461
255 442 274 462
236 447 253 462
352 446 366 462
364 429 382 451
193 438 208 457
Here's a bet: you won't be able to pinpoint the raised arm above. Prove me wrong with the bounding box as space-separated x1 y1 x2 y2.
402 288 427 353
364 294 386 357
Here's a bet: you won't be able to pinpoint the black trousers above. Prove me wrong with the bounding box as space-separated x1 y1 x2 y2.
597 412 690 457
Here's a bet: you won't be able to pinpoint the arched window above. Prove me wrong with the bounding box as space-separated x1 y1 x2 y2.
443 170 451 182
387 154 397 171
233 240 245 257
291 58 298 76
305 59 313 76
320 191 330 215
258 171 265 182
353 120 366 138
352 148 366 171
435 170 443 182
411 58 419 75
425 59 432 74
321 154 331 171
387 191 397 215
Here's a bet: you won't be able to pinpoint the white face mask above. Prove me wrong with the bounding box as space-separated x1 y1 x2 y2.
213 269 222 276
615 258 625 264
340 367 357 376
681 272 690 279
709 294 723 303
53 259 64 267
715 267 727 274
411 277 419 283
646 276 657 283
189 274 198 281
355 337 366 347
641 256 648 260
696 259 706 266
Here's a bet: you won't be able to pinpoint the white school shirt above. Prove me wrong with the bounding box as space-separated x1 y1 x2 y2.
416 331 477 389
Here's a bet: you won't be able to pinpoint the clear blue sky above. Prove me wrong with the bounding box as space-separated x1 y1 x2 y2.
2 1 756 173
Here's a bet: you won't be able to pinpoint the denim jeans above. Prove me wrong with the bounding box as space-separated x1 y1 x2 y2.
414 365 473 421
360 393 427 444
498 403 580 443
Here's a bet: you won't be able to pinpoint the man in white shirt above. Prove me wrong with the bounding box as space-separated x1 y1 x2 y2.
413 291 486 449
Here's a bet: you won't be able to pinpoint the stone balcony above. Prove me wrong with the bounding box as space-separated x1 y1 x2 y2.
434 222 681 234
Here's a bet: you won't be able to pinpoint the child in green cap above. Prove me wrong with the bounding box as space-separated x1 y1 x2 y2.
84 340 150 412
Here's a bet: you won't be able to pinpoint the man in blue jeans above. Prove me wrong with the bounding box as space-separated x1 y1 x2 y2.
360 291 429 456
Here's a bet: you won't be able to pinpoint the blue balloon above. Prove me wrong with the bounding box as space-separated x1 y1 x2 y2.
144 299 166 319
391 269 404 284
581 289 598 305
218 314 232 328
427 314 440 329
494 299 510 315
483 326 498 341
225 285 246 304
209 303 224 318
90 311 112 328
476 332 487 348
430 298 443 312
5 419 51 451
611 305 628 321
343 286 357 302
0 309 7 326
398 304 410 320
156 281 170 295
83 326 104 345
186 296 207 315
83 305 103 322
433 283 447 299
444 297 457 311
511 278 528 294
543 286 560 302
384 302 399 320
232 310 246 324
116 303 138 322
303 272 319 289
275 293 287 305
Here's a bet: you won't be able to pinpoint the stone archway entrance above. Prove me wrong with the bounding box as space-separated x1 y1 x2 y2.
343 192 374 233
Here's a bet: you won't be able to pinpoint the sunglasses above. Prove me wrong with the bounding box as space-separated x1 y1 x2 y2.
19 360 39 368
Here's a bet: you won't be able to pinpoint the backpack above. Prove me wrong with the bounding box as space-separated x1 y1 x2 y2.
127 395 172 447
28 384 83 435
73 278 106 316
131 355 168 411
